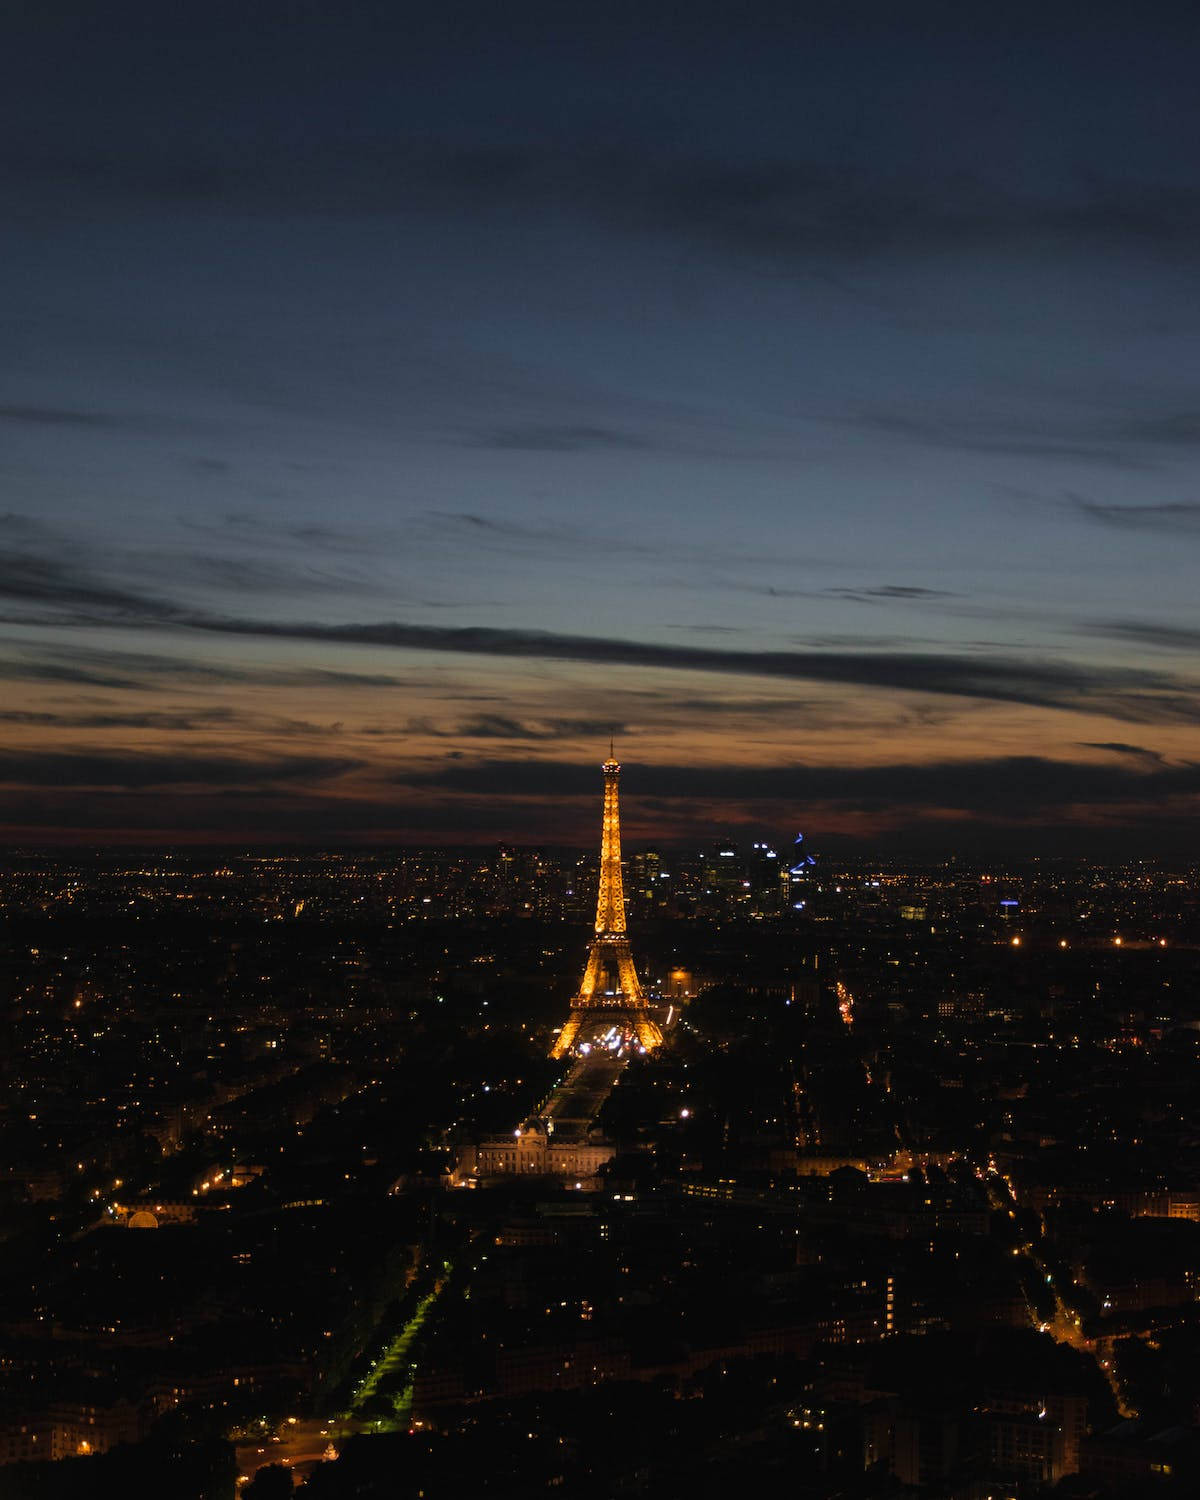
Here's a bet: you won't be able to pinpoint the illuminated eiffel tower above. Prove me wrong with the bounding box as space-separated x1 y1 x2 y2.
551 750 664 1059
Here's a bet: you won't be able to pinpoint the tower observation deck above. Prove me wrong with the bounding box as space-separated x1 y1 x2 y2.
550 754 664 1059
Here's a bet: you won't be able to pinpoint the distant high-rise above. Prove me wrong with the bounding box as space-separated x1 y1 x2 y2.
550 754 663 1058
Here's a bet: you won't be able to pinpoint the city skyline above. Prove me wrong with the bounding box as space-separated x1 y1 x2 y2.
4 4 1200 851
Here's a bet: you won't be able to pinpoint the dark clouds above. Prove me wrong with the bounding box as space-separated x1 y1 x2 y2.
0 518 384 629
1079 742 1166 765
408 753 1200 818
209 616 1200 725
0 750 359 789
1 517 1179 718
2 516 1200 724
0 707 242 731
0 645 411 694
3 749 1198 850
0 787 570 842
0 538 183 621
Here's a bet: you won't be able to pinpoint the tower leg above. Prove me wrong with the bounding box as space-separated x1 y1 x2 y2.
634 1014 664 1050
551 1012 583 1060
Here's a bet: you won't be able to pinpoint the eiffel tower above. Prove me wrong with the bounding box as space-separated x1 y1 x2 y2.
550 750 664 1059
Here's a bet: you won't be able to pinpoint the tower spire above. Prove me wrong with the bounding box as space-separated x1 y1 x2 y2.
550 755 663 1059
594 748 626 935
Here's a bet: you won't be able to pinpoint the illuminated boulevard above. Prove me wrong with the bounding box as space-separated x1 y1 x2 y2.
236 1278 451 1485
542 1055 626 1141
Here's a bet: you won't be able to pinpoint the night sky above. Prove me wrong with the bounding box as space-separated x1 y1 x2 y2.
4 2 1200 851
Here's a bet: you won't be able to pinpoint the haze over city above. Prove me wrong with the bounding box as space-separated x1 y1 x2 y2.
4 2 1200 849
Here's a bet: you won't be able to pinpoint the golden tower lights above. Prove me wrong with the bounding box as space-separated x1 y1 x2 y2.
550 752 664 1058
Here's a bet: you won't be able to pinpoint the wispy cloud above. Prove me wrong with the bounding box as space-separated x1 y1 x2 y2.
405 714 629 742
825 585 959 603
1070 498 1200 532
179 512 391 556
0 405 121 428
0 513 403 634
1079 740 1166 765
16 137 1200 266
462 424 651 452
855 411 1154 472
1118 413 1200 446
1092 620 1200 652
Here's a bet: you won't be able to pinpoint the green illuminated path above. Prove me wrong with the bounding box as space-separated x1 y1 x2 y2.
347 1274 448 1425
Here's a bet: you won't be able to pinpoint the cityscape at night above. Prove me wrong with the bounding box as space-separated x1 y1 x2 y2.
5 2 1200 1496
5 768 1200 1496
